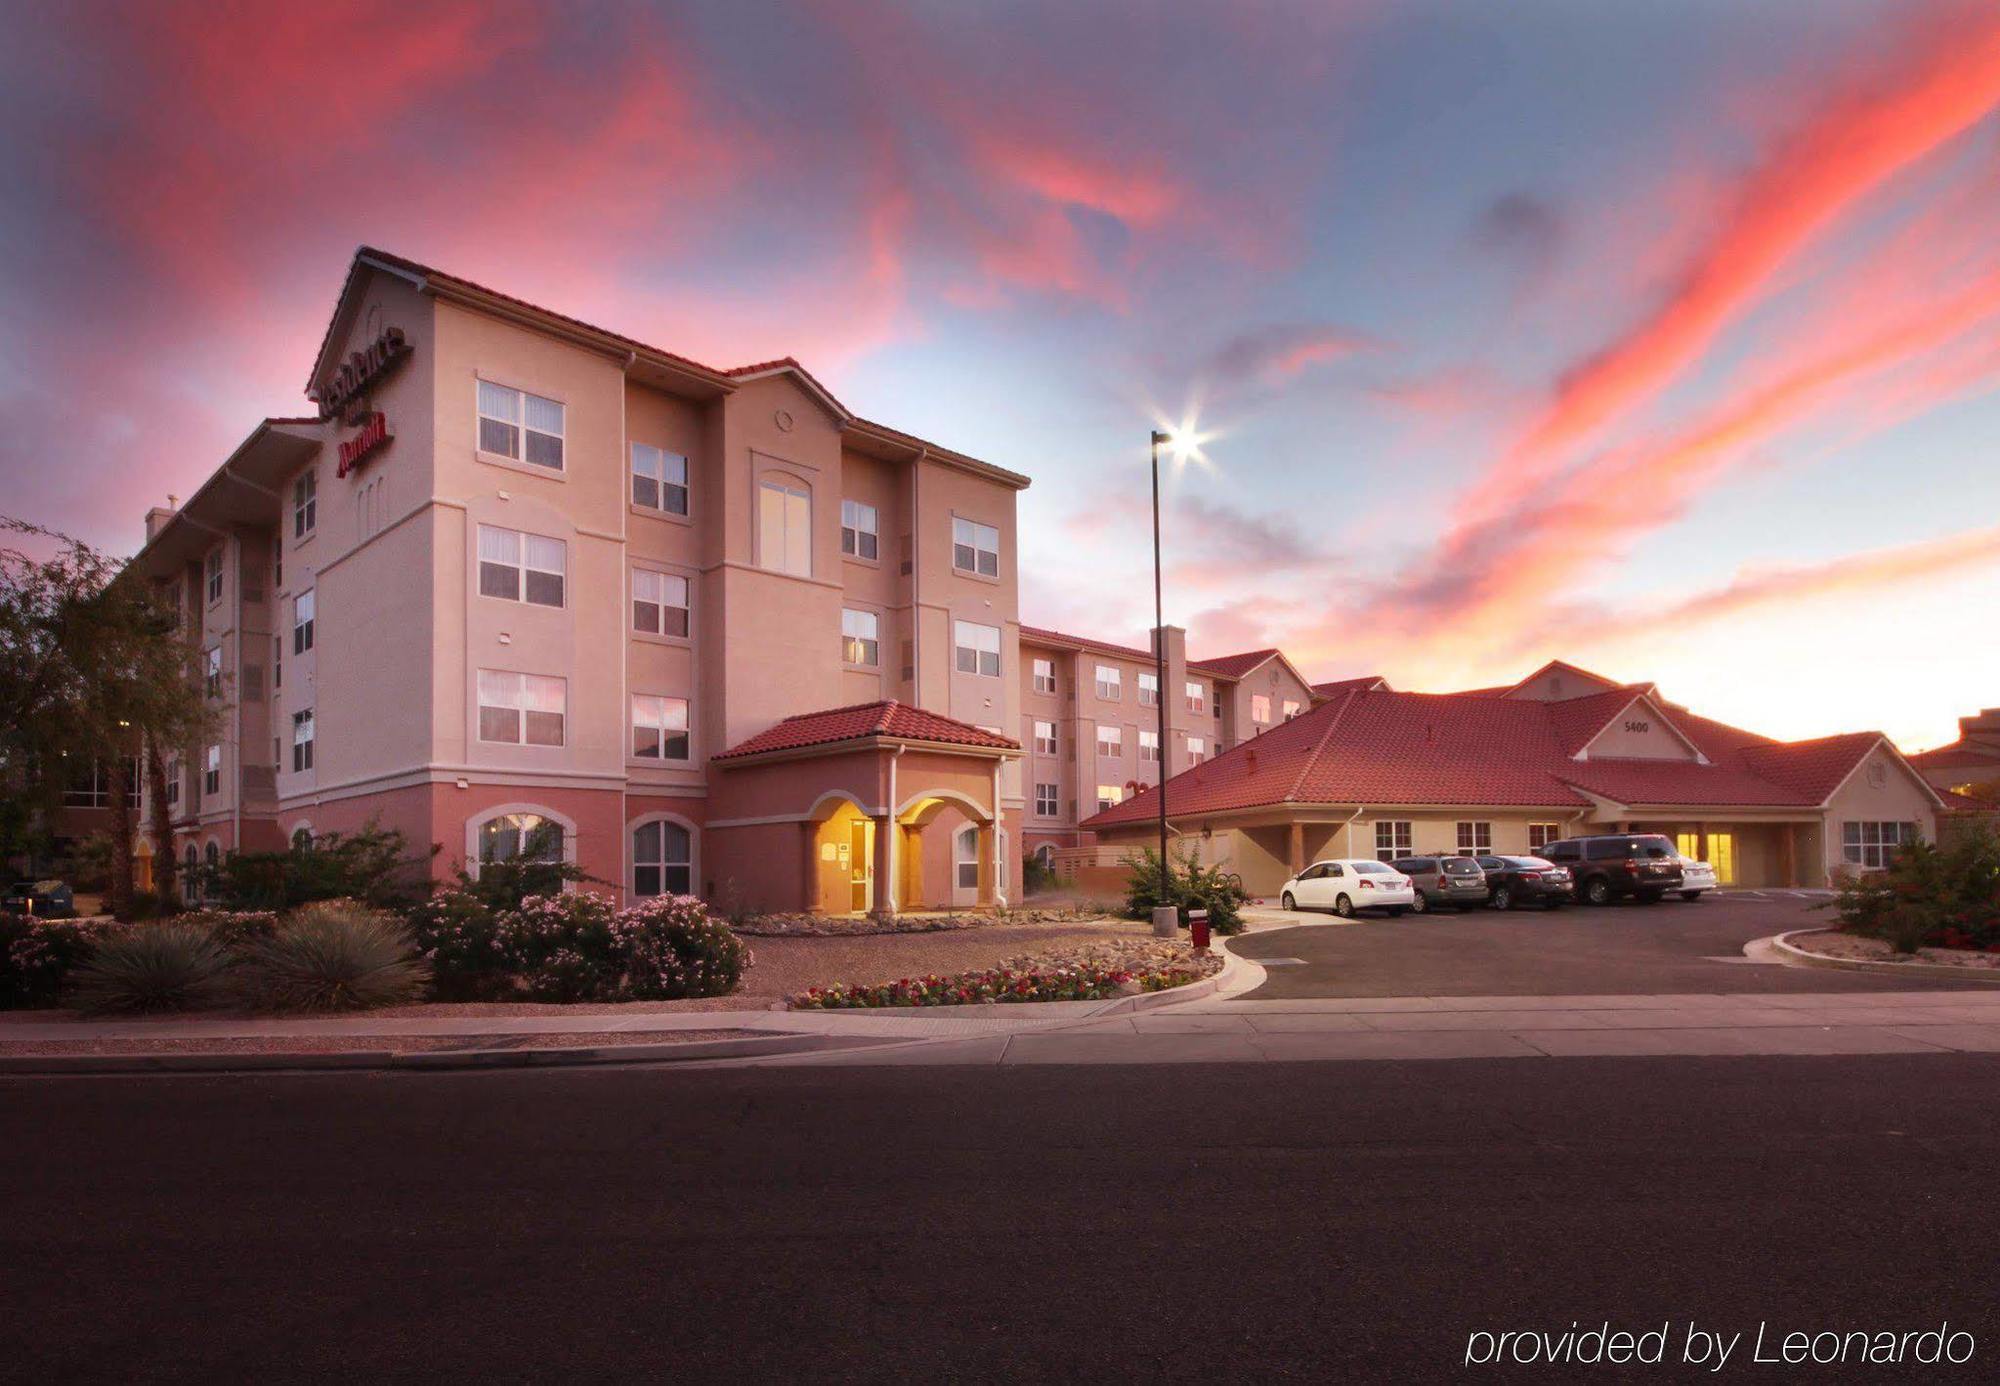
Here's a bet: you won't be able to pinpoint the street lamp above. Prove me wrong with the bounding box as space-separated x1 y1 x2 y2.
1147 424 1203 935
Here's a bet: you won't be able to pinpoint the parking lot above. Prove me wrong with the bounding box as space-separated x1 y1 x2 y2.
1229 891 1980 998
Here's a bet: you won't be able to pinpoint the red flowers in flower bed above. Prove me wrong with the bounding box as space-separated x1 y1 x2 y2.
788 960 1207 1010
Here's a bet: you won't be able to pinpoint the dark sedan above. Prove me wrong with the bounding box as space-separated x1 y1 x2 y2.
1471 855 1573 910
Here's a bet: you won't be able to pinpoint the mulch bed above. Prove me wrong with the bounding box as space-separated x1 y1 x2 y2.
1790 929 2000 970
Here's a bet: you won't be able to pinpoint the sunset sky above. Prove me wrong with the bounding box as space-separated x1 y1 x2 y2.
3 0 1998 749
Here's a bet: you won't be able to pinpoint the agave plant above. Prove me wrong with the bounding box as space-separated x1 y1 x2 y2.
237 901 431 1011
67 923 236 1016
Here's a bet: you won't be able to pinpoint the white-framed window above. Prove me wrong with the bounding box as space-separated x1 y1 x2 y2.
62 759 139 809
955 824 981 891
1187 736 1205 765
477 670 566 746
1032 657 1056 694
203 744 221 796
632 569 690 637
757 478 811 576
291 708 315 772
1096 784 1122 811
205 547 223 604
952 516 1000 577
1842 820 1915 871
1251 694 1271 725
1185 681 1205 715
631 443 688 515
1033 720 1057 756
1139 729 1159 763
841 608 879 667
477 811 564 868
292 470 317 538
1528 823 1560 850
1374 820 1413 862
204 645 223 698
1139 671 1159 707
1096 725 1121 759
1455 821 1492 856
164 755 180 807
631 694 690 762
293 590 315 655
1034 782 1059 817
1282 699 1302 720
292 826 314 851
953 620 1000 677
477 379 565 470
840 500 879 560
633 818 693 896
1095 664 1121 700
478 525 566 607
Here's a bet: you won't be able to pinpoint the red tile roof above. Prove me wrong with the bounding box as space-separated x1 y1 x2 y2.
1309 675 1388 699
1909 741 2000 771
714 701 1019 761
1018 625 1159 666
1190 648 1281 680
1082 682 1915 828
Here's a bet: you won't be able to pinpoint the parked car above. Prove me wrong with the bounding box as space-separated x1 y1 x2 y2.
1471 855 1574 910
2 879 77 919
1279 859 1416 918
1393 855 1489 913
1676 858 1718 901
1539 834 1684 905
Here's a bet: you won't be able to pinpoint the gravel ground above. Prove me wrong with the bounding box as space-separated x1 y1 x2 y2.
1791 927 2000 969
0 1029 762 1057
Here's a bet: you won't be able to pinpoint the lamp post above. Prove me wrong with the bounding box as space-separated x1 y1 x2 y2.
1149 429 1174 936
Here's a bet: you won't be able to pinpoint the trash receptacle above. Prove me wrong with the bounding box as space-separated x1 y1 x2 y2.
1188 907 1210 951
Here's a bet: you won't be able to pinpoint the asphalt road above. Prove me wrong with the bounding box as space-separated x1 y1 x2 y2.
6 1057 1999 1382
1233 893 1973 997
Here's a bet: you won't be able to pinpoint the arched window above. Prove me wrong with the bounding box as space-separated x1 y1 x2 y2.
291 827 314 852
477 811 564 867
183 843 200 902
1034 844 1055 869
954 825 980 892
632 819 693 897
204 841 220 869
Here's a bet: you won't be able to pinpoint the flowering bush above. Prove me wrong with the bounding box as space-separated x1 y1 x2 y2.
1 916 110 1009
1828 826 2000 953
788 958 1209 1010
178 909 280 950
404 887 509 1000
613 895 750 1000
498 892 622 1001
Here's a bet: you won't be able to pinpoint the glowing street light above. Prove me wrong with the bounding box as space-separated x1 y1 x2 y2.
1146 414 1210 934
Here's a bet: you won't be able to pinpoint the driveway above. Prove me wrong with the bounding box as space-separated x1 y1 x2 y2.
1228 891 1979 997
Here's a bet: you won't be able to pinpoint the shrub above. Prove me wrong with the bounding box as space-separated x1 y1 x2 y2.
789 958 1209 1010
179 909 280 950
1023 854 1059 896
499 891 622 1001
66 922 235 1016
404 887 509 1001
197 825 437 912
1827 826 2000 952
613 895 750 999
1120 845 1249 934
1 916 107 1009
235 901 431 1012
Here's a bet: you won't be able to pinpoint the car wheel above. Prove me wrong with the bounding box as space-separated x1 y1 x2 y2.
1680 890 1701 902
1492 885 1514 911
1334 894 1354 918
1281 891 1297 912
1409 891 1429 914
1583 877 1612 907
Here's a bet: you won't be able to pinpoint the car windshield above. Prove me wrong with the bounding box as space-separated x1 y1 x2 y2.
1352 861 1393 874
1441 858 1481 875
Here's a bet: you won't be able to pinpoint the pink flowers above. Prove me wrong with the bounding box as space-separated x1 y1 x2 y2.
787 959 1205 1010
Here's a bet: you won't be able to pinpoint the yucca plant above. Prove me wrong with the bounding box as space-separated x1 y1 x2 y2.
237 901 431 1011
66 923 236 1016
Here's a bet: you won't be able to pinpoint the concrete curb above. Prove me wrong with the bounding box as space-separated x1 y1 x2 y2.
1765 929 2000 985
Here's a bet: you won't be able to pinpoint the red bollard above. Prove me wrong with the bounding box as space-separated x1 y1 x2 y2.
1188 907 1211 951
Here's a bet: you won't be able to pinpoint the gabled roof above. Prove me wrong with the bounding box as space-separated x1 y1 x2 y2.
1190 648 1281 681
1018 625 1159 666
1501 659 1628 699
1310 675 1389 700
1909 740 2000 771
713 701 1019 762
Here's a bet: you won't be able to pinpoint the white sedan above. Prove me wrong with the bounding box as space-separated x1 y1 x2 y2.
1279 859 1416 918
1677 858 1718 901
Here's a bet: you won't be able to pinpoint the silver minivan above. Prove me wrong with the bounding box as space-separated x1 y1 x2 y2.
1393 855 1489 913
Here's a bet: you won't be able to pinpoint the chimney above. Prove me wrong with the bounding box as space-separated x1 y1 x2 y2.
144 495 180 544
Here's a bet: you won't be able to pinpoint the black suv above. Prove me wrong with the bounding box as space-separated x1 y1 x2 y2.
1540 835 1683 905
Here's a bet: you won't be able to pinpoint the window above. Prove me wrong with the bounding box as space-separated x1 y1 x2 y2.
292 827 313 851
205 548 223 604
633 819 693 896
1034 782 1059 817
204 744 221 796
1251 694 1271 725
952 516 1000 577
477 811 564 866
1374 820 1413 862
164 756 180 808
1033 720 1057 756
1032 658 1056 694
205 841 220 875
477 379 564 470
1186 681 1206 715
1096 725 1121 759
1096 784 1122 811
1139 671 1159 707
1139 729 1159 763
1528 823 1560 850
955 825 981 891
291 709 315 772
953 621 1000 677
273 635 282 691
477 670 566 746
632 569 690 637
1187 736 1205 766
841 609 879 666
62 759 139 808
293 590 315 655
1455 821 1492 856
1095 665 1121 700
757 478 811 576
204 645 223 698
478 526 566 607
840 500 879 560
631 443 688 515
1282 699 1302 721
630 694 691 761
293 470 317 538
1842 821 1915 871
